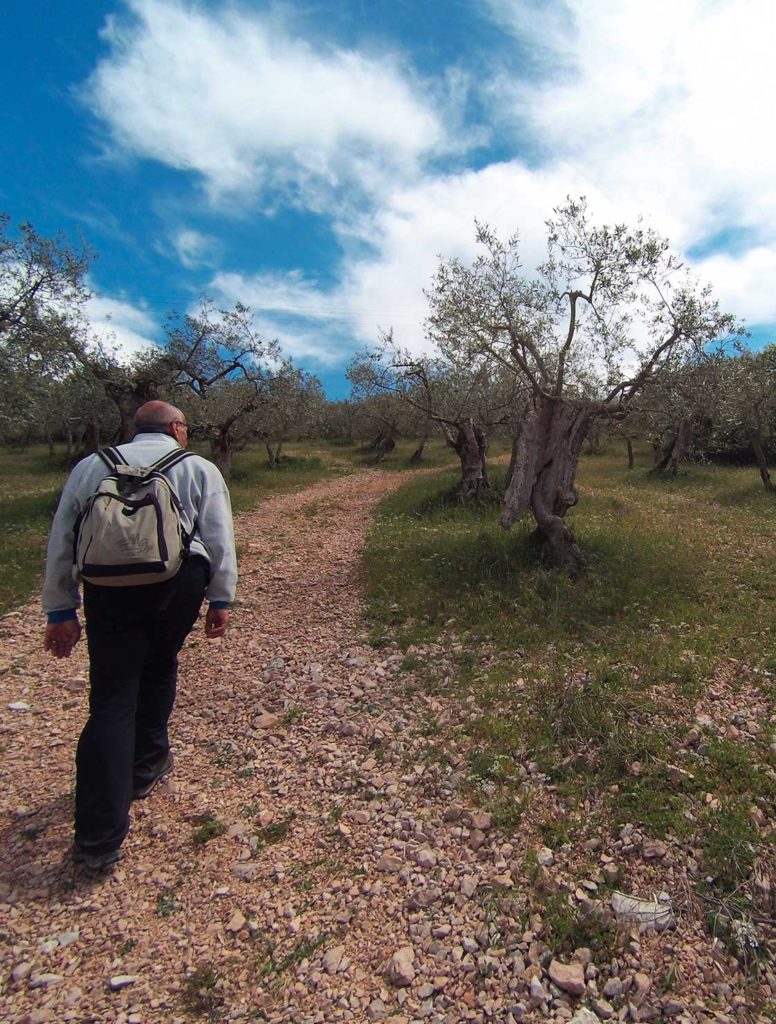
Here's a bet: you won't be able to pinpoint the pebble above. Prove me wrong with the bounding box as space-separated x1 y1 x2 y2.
460 875 478 898
29 973 63 988
536 847 554 866
602 977 623 999
108 975 138 991
231 863 260 881
415 847 437 869
323 945 345 974
631 972 652 1007
226 909 246 932
642 838 667 859
548 959 586 996
12 961 33 982
570 1010 602 1024
376 854 403 872
254 713 281 730
386 946 415 987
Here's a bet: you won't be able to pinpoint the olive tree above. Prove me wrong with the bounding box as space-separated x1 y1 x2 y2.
165 300 276 476
713 347 776 490
427 198 741 572
249 362 324 466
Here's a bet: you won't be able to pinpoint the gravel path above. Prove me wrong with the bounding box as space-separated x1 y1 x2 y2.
0 470 768 1024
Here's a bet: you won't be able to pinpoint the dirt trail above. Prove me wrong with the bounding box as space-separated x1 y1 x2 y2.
0 469 761 1024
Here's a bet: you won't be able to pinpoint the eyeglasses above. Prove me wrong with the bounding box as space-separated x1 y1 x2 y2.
171 420 188 431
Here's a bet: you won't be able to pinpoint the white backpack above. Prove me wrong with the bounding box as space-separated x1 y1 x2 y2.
74 446 195 586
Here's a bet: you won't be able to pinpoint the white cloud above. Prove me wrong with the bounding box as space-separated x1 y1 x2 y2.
265 0 776 355
210 270 356 366
210 162 609 358
85 0 443 202
485 0 776 248
695 246 776 326
86 293 159 359
82 0 776 369
171 228 215 269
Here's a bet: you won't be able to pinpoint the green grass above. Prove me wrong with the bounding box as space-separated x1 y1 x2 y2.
364 442 776 930
0 447 65 615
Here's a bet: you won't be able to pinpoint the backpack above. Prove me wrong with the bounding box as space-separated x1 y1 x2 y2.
73 446 195 586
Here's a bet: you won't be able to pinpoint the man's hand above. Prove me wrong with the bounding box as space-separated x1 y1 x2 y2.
44 619 82 659
205 606 229 639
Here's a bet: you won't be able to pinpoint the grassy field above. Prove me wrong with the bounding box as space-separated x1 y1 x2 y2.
0 436 460 616
364 443 776 949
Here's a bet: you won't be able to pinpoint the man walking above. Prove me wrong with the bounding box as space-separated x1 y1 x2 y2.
42 401 237 870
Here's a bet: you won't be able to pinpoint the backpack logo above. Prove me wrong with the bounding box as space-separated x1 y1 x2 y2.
117 533 152 554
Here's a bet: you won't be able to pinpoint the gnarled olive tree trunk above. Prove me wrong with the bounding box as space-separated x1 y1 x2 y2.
209 428 235 478
444 418 489 500
750 431 773 492
653 416 691 476
501 394 593 574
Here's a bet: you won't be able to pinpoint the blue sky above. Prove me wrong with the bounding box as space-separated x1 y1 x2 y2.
2 0 774 397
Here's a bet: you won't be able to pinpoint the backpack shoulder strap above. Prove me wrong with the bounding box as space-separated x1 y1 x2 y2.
97 446 126 471
150 449 196 476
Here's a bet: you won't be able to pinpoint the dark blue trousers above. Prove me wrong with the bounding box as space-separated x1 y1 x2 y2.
75 557 208 854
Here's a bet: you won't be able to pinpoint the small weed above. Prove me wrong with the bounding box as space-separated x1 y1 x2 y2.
237 766 256 779
539 890 618 957
181 964 223 1018
119 939 137 955
281 705 304 725
192 813 227 845
538 815 580 849
156 887 182 917
699 802 758 891
255 813 295 847
256 932 328 977
274 933 328 973
487 793 525 831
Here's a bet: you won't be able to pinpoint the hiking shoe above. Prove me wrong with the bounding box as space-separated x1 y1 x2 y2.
72 844 122 872
133 753 175 800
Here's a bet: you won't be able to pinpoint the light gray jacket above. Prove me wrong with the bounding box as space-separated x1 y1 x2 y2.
42 433 238 614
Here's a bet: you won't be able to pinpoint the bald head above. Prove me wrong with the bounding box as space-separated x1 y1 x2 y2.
134 401 189 447
134 401 184 431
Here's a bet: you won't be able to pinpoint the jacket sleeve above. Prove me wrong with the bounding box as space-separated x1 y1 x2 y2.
41 460 94 614
196 479 238 605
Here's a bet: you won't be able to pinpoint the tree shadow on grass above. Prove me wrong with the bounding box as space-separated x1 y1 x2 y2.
373 516 697 647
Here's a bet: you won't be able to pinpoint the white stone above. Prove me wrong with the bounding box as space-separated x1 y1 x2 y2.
610 891 675 931
108 975 138 991
570 1010 603 1024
